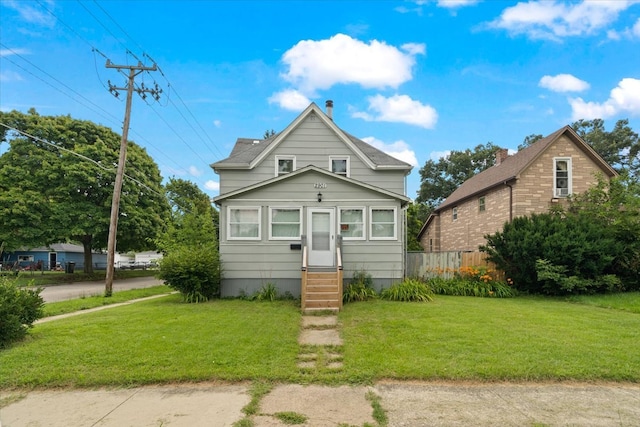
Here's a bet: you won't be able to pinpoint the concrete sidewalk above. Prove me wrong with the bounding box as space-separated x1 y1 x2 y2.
1 381 639 426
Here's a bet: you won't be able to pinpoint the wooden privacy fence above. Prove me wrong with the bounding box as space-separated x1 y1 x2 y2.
406 251 504 280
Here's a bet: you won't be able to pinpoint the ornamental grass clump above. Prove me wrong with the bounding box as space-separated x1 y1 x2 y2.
343 269 377 303
380 278 434 302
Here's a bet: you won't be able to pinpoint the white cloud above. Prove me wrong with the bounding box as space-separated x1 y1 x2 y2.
3 0 56 27
204 180 220 192
607 17 640 39
0 48 30 57
351 94 438 129
435 0 480 9
213 120 221 128
429 150 451 161
539 74 590 92
488 1 634 40
362 137 418 166
570 78 640 120
188 166 202 177
0 70 23 82
280 34 425 95
268 89 311 111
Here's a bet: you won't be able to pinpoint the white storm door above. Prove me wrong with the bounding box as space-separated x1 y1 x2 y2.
308 208 335 267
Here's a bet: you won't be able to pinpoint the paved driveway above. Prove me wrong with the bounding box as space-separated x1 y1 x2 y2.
39 277 165 302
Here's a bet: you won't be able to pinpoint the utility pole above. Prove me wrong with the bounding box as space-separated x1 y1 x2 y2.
104 60 160 296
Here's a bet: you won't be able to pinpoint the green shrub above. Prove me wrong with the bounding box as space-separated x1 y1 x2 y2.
0 276 44 348
536 259 624 295
343 269 377 303
157 243 221 303
380 278 434 302
482 212 622 294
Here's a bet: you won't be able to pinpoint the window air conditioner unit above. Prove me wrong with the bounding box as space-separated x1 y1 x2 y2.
555 188 569 197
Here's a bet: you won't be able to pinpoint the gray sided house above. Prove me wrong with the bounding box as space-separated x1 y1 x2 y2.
212 101 412 309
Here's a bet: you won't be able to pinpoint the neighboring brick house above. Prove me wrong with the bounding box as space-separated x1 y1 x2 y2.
418 125 617 252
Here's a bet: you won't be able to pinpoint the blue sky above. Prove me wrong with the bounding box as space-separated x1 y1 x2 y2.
1 0 639 201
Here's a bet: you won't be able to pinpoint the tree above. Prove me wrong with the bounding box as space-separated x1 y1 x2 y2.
517 133 543 150
0 109 169 273
406 202 431 251
156 178 220 302
416 142 501 207
571 118 639 180
158 177 219 252
263 129 276 139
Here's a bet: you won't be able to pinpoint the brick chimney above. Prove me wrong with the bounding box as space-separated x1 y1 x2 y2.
326 100 333 121
495 148 509 166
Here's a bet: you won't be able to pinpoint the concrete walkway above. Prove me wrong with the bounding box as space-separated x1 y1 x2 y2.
2 381 639 426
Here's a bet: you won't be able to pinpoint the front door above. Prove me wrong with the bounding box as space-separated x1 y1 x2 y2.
308 208 335 267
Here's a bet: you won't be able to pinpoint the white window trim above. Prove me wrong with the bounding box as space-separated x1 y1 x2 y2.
553 157 572 198
478 196 486 213
338 207 366 241
369 206 397 240
452 206 458 221
268 207 302 240
275 155 296 177
227 206 261 241
329 156 350 177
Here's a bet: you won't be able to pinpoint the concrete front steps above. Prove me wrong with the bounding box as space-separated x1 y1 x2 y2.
301 271 343 313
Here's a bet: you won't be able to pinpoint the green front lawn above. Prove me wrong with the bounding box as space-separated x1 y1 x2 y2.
1 294 639 388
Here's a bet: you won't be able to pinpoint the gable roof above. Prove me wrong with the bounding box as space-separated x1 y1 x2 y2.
213 165 411 206
417 125 617 240
211 102 411 171
435 125 617 212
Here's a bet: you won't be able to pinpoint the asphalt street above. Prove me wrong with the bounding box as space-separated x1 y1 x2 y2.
38 276 166 302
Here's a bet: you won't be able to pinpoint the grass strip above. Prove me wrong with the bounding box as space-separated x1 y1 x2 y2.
42 285 172 317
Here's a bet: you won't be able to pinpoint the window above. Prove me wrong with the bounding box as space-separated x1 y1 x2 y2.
330 156 349 177
370 207 396 240
478 197 486 212
276 156 295 176
452 207 458 221
18 255 34 262
339 208 365 240
228 207 261 240
554 158 572 197
269 208 301 239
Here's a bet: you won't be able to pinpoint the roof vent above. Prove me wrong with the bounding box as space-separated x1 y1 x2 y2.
252 140 260 144
326 100 333 121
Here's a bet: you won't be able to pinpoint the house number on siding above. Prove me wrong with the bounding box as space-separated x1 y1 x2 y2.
314 183 327 189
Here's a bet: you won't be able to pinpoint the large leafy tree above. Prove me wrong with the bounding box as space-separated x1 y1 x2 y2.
571 118 639 180
416 142 501 207
0 109 169 273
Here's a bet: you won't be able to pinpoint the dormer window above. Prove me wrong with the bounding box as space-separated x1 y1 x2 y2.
330 156 349 177
276 155 295 176
554 158 572 197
